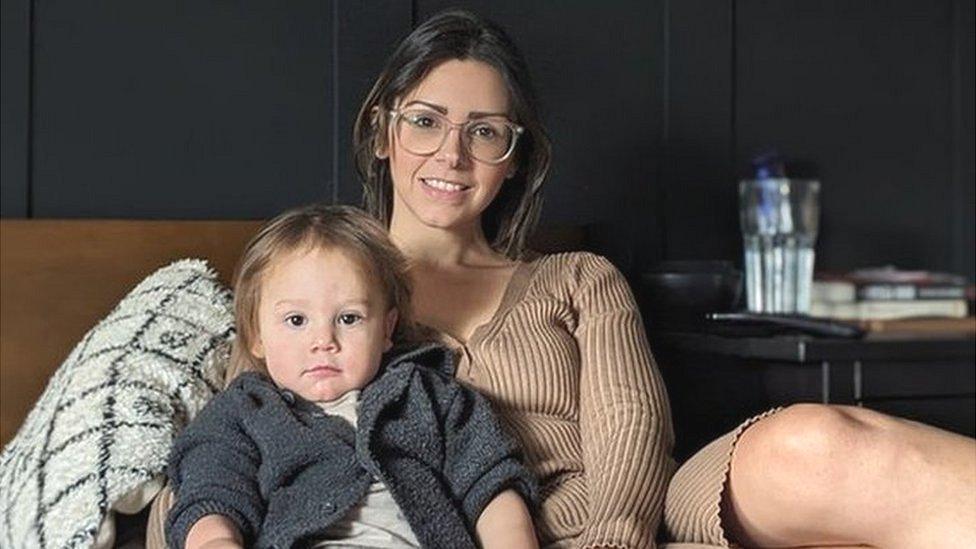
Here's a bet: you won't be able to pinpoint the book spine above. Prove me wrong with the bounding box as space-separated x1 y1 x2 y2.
811 281 855 302
856 284 967 301
809 299 968 320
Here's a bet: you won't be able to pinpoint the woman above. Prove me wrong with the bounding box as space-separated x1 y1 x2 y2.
351 9 976 549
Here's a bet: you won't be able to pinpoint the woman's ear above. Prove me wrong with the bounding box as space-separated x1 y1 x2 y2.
384 308 399 351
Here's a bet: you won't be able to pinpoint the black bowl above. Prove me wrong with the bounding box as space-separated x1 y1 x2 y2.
641 263 743 324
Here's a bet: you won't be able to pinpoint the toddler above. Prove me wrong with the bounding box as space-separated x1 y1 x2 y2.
165 204 537 549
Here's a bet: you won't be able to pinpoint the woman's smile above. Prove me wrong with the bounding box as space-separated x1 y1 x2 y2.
419 176 472 203
421 177 470 192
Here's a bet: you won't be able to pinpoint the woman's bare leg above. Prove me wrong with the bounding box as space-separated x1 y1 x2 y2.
720 403 976 548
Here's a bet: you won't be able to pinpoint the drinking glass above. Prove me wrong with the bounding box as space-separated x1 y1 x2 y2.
739 178 820 314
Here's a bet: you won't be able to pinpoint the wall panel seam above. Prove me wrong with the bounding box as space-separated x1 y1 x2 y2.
949 0 964 276
26 0 36 217
729 0 737 185
658 0 671 260
332 0 341 204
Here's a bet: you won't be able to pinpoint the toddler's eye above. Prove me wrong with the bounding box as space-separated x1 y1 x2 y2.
337 313 362 326
285 314 307 327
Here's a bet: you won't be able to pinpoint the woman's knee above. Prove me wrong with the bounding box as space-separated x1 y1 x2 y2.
739 404 898 486
719 405 875 543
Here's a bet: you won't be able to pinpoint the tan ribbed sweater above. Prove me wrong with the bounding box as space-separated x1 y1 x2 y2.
439 252 676 548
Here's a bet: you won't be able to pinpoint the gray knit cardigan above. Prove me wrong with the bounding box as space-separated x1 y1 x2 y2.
165 344 537 549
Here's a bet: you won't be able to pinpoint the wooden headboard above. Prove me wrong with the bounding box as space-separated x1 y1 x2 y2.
0 219 585 447
0 220 263 446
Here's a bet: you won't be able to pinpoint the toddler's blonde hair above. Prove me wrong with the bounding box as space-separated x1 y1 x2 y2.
226 203 413 384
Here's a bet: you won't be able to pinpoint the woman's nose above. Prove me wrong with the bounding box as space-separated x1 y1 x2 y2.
435 127 467 167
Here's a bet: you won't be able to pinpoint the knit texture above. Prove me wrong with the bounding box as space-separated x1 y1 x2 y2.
0 259 233 549
448 252 676 548
166 344 537 549
663 408 783 547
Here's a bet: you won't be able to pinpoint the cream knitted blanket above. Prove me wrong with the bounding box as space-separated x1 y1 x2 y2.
0 260 233 549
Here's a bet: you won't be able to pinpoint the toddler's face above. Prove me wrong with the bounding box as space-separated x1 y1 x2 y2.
251 245 397 402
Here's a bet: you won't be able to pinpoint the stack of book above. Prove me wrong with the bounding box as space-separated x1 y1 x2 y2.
811 267 972 328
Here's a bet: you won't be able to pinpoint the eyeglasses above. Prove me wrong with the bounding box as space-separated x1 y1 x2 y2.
389 108 524 164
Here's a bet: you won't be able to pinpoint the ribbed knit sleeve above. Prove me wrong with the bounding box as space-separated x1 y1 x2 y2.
572 254 675 548
452 252 676 548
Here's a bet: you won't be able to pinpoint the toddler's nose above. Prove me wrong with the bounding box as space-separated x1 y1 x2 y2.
311 331 339 352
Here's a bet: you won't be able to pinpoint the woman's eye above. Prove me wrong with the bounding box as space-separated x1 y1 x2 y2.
470 124 498 140
285 314 307 327
337 313 362 326
407 113 439 129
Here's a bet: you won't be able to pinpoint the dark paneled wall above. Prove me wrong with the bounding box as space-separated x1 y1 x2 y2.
33 2 336 218
2 1 973 280
1 0 29 216
735 0 968 276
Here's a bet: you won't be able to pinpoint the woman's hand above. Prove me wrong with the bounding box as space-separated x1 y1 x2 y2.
184 514 244 549
475 489 539 549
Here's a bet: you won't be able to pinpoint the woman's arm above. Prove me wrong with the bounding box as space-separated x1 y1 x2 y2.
573 254 676 548
475 489 539 549
184 515 244 549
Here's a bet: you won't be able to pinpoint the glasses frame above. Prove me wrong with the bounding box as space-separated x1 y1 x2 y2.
389 108 524 165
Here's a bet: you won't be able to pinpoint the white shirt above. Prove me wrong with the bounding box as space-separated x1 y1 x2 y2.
311 390 420 549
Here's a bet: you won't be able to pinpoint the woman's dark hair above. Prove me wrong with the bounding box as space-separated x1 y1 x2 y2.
353 9 551 259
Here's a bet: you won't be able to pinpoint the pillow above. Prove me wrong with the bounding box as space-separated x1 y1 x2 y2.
0 259 234 549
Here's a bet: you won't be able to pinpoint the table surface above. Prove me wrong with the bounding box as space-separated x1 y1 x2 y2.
653 331 976 363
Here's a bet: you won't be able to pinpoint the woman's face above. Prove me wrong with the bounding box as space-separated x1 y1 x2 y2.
384 59 515 233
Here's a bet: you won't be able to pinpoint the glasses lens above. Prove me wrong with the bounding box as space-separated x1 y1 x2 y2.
396 109 445 155
467 119 515 163
395 109 517 162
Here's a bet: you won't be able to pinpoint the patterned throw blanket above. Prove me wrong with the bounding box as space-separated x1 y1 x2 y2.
0 260 234 549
